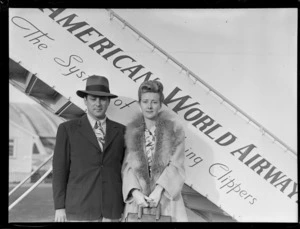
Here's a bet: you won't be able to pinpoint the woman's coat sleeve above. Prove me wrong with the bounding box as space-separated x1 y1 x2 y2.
156 123 185 200
121 150 141 203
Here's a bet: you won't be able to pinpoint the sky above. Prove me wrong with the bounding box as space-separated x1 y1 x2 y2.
9 8 297 152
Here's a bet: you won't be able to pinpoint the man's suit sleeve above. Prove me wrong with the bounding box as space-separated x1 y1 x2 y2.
52 123 70 210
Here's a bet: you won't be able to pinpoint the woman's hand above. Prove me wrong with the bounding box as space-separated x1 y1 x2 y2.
132 189 150 207
148 184 164 207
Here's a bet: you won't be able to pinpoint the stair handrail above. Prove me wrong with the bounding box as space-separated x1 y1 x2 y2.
9 153 53 196
107 9 296 157
9 166 53 211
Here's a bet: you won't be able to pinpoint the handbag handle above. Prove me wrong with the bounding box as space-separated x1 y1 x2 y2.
138 203 161 221
138 205 143 219
155 203 161 221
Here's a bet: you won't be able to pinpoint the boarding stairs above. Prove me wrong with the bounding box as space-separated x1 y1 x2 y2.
9 9 297 222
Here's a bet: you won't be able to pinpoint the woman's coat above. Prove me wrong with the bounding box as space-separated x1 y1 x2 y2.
122 111 188 222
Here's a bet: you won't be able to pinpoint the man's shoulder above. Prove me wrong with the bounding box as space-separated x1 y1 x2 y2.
59 117 82 128
109 119 125 129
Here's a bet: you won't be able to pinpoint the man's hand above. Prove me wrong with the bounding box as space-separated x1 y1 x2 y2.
148 184 164 207
132 189 151 207
55 209 67 222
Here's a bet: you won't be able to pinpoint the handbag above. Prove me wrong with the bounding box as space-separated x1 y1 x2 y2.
125 203 172 222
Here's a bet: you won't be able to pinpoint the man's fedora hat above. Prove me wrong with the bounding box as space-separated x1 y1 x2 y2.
76 75 118 98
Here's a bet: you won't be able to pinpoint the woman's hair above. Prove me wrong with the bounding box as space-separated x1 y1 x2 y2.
138 80 164 103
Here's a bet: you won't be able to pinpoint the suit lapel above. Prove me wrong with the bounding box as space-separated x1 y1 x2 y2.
103 118 119 153
78 114 101 151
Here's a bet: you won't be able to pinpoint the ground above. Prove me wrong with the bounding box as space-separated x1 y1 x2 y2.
9 183 54 222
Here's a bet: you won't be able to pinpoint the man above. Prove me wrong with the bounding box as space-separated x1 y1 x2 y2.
52 75 125 222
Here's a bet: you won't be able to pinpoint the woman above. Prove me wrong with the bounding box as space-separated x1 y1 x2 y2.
122 80 188 222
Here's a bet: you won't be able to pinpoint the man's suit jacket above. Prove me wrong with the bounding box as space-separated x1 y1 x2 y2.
52 114 125 220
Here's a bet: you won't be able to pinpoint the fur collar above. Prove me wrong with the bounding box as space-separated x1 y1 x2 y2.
125 111 184 195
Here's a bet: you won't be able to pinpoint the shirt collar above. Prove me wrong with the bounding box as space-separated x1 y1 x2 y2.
145 125 156 135
87 113 107 128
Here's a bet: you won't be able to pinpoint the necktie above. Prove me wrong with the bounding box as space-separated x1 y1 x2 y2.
94 121 105 151
145 129 156 177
